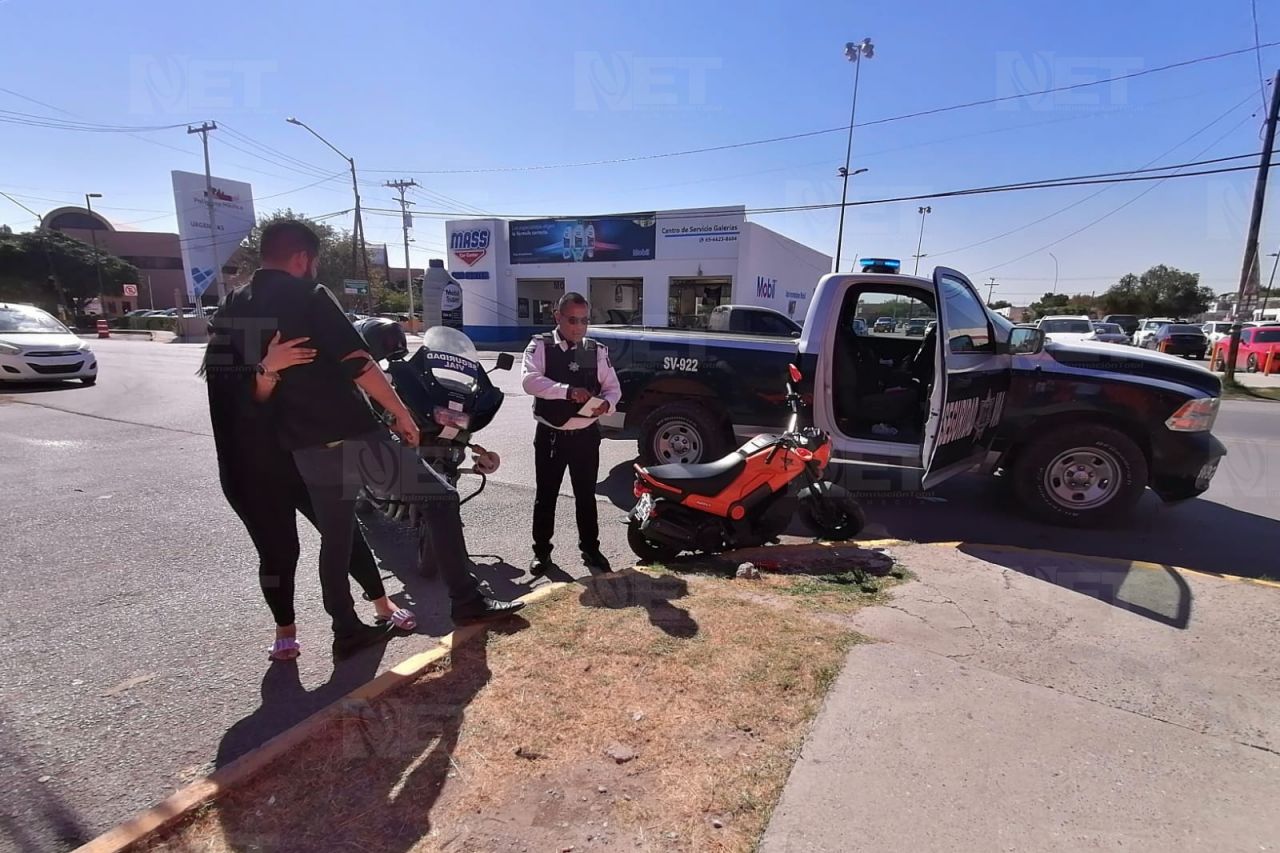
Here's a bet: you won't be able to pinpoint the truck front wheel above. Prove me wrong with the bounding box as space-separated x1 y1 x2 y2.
1012 425 1148 527
638 402 729 465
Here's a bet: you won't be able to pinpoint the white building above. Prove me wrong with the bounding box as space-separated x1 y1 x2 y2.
443 206 831 342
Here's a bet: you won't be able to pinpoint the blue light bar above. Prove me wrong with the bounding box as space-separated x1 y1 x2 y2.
858 258 901 273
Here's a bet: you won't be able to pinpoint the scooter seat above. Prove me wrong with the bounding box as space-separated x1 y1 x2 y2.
643 452 746 497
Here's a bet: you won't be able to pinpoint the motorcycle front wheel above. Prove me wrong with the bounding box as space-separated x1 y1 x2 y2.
626 519 682 563
798 484 866 540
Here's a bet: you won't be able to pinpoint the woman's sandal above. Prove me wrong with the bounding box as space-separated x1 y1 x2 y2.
268 636 301 661
375 608 417 632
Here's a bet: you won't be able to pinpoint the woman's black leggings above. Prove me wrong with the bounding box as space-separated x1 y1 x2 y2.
226 474 386 627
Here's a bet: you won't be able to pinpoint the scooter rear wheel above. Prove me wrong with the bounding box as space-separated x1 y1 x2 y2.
627 519 682 564
798 485 866 540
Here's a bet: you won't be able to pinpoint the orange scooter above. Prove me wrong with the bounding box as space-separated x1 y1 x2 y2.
627 365 866 562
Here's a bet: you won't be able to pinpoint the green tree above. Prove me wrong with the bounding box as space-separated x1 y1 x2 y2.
0 229 138 315
989 299 1012 310
1099 265 1213 317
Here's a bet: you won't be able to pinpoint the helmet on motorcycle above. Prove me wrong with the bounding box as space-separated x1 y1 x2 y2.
354 317 408 362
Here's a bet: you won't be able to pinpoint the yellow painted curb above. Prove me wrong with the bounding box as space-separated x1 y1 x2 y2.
72 582 570 853
857 538 1280 591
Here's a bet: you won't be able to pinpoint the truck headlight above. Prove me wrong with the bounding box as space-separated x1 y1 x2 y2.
1165 397 1219 432
0 342 19 355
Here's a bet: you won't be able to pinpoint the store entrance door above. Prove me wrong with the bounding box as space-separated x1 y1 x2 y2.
588 278 643 325
668 277 731 329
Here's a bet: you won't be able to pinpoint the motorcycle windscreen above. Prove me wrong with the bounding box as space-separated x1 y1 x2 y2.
420 326 481 394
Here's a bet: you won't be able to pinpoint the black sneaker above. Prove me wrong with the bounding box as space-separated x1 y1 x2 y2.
582 549 613 573
452 597 527 625
332 622 396 660
529 556 558 577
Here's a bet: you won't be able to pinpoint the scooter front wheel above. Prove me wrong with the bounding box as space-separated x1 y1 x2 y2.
798 484 866 541
627 519 682 564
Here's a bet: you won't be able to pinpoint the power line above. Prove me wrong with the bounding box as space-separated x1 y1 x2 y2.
356 41 1280 176
0 109 192 133
930 89 1261 257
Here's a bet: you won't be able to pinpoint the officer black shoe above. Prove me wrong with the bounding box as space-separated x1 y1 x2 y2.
332 622 396 660
529 556 558 577
582 549 613 573
452 597 527 625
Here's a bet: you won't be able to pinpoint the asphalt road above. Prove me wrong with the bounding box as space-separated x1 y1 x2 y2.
1 338 1276 852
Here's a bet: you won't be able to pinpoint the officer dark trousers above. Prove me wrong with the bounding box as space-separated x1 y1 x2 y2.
531 422 601 560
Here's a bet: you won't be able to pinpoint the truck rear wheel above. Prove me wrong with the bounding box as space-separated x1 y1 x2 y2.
638 401 729 465
1012 424 1148 527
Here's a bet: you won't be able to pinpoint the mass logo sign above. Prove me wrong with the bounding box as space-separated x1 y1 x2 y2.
451 229 490 266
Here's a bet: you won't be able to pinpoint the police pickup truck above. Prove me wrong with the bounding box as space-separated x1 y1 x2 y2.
590 262 1226 527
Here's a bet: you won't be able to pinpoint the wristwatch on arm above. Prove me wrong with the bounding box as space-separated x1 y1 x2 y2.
255 362 281 383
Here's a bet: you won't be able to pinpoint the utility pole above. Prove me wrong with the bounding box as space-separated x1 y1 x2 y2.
1264 250 1279 316
385 179 419 329
1226 70 1280 382
987 276 999 305
912 205 931 275
84 193 105 314
187 121 224 303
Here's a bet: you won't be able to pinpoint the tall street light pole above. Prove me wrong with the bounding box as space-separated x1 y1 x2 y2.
1264 250 1279 316
1048 252 1059 295
835 37 874 273
287 117 368 284
912 205 931 275
84 193 104 315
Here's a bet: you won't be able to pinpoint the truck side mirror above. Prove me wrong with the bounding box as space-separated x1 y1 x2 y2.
494 352 516 371
1009 326 1046 355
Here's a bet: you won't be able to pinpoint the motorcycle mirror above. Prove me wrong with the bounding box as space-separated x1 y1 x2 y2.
788 364 802 382
492 352 516 372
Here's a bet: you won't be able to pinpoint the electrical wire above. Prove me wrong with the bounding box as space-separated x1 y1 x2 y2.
355 41 1280 175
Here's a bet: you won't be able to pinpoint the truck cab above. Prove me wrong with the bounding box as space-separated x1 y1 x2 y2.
593 264 1226 527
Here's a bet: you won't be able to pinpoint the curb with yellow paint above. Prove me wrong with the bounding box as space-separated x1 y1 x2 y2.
72 582 570 853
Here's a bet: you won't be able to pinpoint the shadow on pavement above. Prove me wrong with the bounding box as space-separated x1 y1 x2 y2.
578 569 698 638
959 544 1193 630
0 714 92 852
859 475 1280 579
0 380 92 395
597 458 638 511
213 620 526 852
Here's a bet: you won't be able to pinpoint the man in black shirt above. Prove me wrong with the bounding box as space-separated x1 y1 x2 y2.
213 221 523 658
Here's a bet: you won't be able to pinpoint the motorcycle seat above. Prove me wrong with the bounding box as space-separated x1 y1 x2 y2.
643 452 746 497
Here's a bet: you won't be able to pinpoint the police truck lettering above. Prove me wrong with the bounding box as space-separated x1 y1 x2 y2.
663 357 699 372
938 390 1006 446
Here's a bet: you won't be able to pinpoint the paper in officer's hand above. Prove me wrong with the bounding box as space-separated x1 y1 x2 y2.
577 396 606 417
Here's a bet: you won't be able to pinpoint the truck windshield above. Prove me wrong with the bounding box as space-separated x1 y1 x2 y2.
1039 319 1093 334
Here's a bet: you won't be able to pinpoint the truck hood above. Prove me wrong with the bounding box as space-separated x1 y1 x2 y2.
1040 338 1221 396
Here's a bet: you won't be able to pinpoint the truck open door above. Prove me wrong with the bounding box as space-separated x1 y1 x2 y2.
920 267 1012 489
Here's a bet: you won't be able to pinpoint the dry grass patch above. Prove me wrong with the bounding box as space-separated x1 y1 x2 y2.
138 568 869 853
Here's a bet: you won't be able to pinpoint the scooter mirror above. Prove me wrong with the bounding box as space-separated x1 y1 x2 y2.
788 364 802 383
494 352 516 372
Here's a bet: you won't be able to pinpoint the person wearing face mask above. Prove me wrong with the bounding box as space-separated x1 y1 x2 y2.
521 291 622 577
212 220 524 661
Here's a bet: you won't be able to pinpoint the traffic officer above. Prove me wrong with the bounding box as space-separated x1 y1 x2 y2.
521 291 622 576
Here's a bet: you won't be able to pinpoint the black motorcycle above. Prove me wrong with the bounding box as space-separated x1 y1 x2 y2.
353 319 514 572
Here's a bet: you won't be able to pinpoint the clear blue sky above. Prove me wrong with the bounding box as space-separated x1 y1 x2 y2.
1 0 1277 302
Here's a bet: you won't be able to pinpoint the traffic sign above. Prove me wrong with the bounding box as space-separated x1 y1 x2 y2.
343 279 370 295
122 283 139 297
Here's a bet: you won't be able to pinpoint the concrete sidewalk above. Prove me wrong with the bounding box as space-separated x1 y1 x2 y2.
1234 369 1280 388
761 544 1280 853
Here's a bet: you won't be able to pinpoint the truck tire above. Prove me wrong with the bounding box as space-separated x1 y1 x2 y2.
627 519 682 563
638 401 729 465
1012 424 1148 527
798 483 866 540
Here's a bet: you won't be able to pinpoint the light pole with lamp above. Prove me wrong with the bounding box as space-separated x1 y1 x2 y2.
286 117 369 286
1048 252 1059 295
84 193 105 315
835 38 874 273
1264 250 1279 317
912 205 931 275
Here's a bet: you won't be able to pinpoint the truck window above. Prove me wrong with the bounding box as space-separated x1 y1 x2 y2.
938 275 994 353
754 312 797 336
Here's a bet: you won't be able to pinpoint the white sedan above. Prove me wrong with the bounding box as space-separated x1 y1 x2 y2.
1036 316 1097 343
0 303 98 385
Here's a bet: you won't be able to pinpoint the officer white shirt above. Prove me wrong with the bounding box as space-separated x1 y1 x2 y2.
521 330 622 431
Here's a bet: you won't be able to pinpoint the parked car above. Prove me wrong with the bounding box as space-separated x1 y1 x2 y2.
1146 323 1208 358
0 302 98 385
1102 314 1141 337
1090 322 1131 344
1133 318 1177 348
1202 321 1235 349
873 316 896 333
1213 325 1280 372
903 317 929 336
1036 316 1096 343
122 308 153 319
